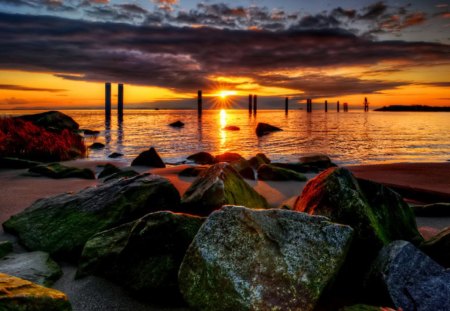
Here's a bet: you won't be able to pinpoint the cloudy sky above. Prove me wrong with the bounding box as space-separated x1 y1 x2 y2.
0 0 449 109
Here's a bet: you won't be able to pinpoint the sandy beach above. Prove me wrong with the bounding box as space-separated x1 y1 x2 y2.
0 160 449 310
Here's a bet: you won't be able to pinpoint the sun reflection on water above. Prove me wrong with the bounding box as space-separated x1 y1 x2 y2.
220 109 227 149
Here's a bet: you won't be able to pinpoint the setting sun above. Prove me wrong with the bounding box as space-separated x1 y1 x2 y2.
218 90 237 99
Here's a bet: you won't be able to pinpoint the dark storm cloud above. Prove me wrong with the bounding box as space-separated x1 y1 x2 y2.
0 12 449 96
359 1 388 20
0 84 66 92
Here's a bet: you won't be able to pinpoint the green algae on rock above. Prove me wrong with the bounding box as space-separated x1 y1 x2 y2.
181 163 269 216
179 206 353 311
257 163 307 181
29 162 95 179
77 211 204 301
0 273 72 311
3 174 180 259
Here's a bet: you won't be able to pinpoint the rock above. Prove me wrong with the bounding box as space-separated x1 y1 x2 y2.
16 110 79 133
88 142 105 149
0 157 42 169
294 168 422 253
257 164 307 181
366 240 450 310
77 212 204 301
255 122 282 137
0 251 62 286
421 227 450 268
3 174 180 258
419 226 441 240
98 163 121 179
82 129 100 135
178 165 208 177
169 120 185 128
299 153 335 169
181 163 269 216
108 152 124 158
340 305 395 311
29 163 95 179
214 152 244 163
223 125 240 131
179 206 354 311
103 169 140 182
187 152 216 165
272 162 318 173
131 147 165 168
248 153 270 169
413 203 450 217
0 241 12 258
0 273 71 311
230 159 255 180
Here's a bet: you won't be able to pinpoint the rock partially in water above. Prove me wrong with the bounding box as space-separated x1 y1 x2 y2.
98 163 121 179
0 273 72 311
0 241 13 259
299 153 335 169
257 164 307 181
272 162 318 173
16 110 79 133
169 120 184 128
248 153 271 169
214 152 244 163
29 163 95 179
179 206 353 311
256 122 282 137
77 211 204 301
223 125 240 131
131 147 165 168
181 163 268 215
3 174 180 258
88 142 105 149
108 152 124 158
81 129 100 135
366 240 450 311
421 227 450 268
0 251 62 286
187 152 216 165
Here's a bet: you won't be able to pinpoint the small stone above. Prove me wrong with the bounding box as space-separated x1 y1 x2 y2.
223 125 240 131
187 152 216 165
108 152 124 158
257 164 307 181
169 120 184 128
214 152 244 163
89 142 105 149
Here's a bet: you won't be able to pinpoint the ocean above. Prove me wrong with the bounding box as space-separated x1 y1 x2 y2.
2 109 450 165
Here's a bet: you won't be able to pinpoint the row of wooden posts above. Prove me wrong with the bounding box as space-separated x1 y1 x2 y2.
105 82 124 119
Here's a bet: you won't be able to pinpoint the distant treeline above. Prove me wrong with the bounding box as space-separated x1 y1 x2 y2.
375 105 450 112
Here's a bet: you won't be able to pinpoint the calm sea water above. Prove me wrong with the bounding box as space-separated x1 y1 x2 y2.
2 109 450 165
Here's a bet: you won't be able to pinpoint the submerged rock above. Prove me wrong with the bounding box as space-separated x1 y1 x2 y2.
3 174 180 258
181 163 268 215
179 206 353 311
108 152 124 158
256 122 282 137
88 142 105 149
421 227 450 268
366 240 450 311
187 152 216 165
0 273 71 311
131 147 165 168
257 164 307 181
0 241 12 258
16 110 79 133
78 212 204 301
169 120 184 128
299 153 335 169
0 251 62 286
29 163 95 179
223 125 240 131
214 152 244 163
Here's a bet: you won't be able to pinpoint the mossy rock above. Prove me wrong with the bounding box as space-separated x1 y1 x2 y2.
29 163 95 179
16 111 79 133
299 153 335 169
0 241 13 258
98 163 121 178
272 162 318 173
248 153 270 169
103 169 140 182
77 212 204 302
0 157 42 169
178 166 208 177
230 159 255 180
0 273 71 311
257 164 307 181
179 206 353 311
3 174 181 259
186 152 216 165
181 163 269 216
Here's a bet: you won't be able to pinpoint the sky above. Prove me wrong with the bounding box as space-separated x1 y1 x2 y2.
0 0 449 109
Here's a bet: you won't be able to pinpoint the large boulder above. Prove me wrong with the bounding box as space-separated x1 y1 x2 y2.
16 110 79 133
181 163 269 215
256 122 282 137
366 240 450 310
187 152 216 165
0 273 71 311
131 147 165 168
421 227 450 268
77 212 204 301
29 163 95 179
0 251 62 286
3 174 180 258
179 206 354 311
257 164 307 181
299 154 335 169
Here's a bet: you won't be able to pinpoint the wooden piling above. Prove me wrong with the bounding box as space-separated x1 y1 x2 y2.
364 97 369 112
337 101 340 112
325 100 328 112
105 82 111 117
197 90 202 116
118 83 124 119
307 98 312 113
253 94 257 114
285 97 288 114
249 94 253 114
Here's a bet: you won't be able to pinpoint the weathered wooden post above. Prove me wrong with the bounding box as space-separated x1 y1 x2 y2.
197 90 202 116
307 98 312 113
344 102 349 112
337 101 340 112
248 94 253 114
105 82 111 117
253 94 257 114
118 83 124 119
325 100 328 112
364 97 369 112
285 97 288 114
